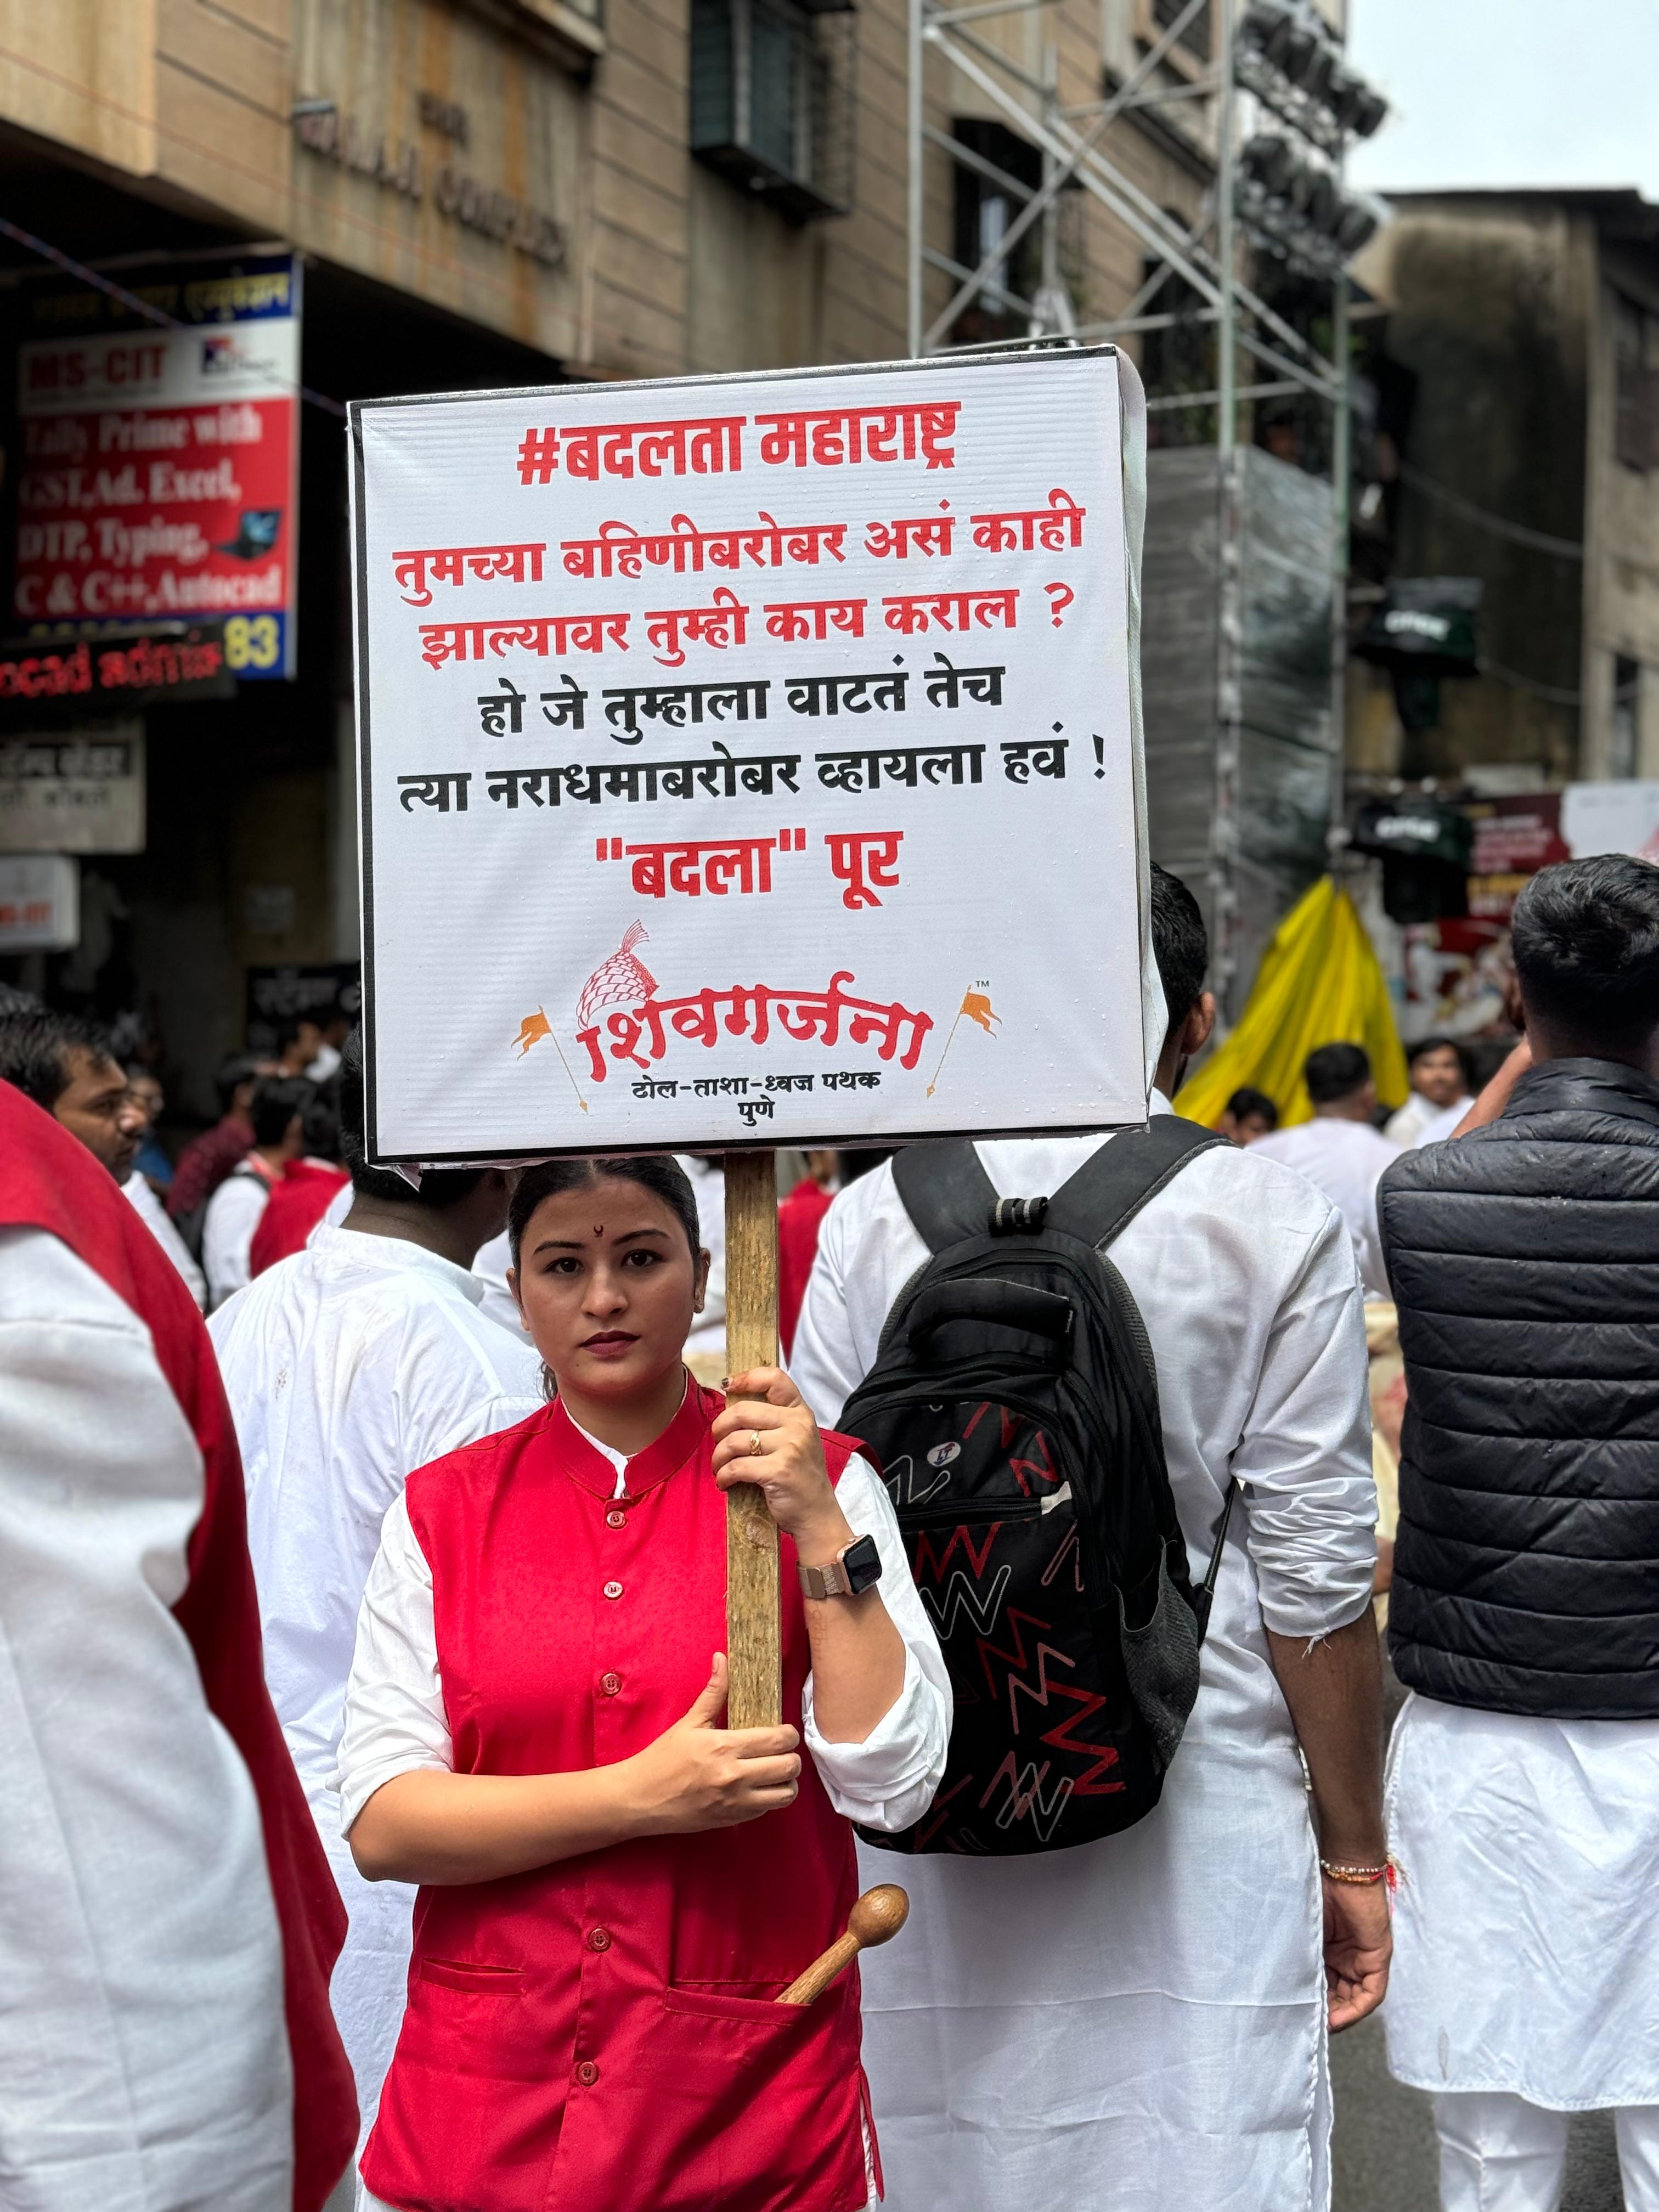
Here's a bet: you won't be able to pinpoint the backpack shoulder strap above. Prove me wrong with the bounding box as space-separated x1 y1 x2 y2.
890 1138 997 1254
1045 1116 1227 1249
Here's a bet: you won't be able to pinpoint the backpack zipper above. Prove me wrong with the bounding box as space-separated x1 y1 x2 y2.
891 1496 1051 1530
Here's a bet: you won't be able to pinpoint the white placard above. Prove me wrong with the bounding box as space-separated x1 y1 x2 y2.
350 350 1145 1162
1562 780 1659 862
0 723 144 853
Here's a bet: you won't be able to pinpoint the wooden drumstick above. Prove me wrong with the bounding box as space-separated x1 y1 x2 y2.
777 1884 910 2007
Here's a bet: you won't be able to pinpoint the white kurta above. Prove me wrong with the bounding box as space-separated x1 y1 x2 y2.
338 1417 950 2212
0 1226 290 2211
203 1161 273 1310
1385 1693 1659 2109
789 1110 1378 2212
679 1153 727 1361
336 1438 951 1838
470 1225 527 1339
123 1168 207 1310
208 1224 543 2159
1408 1097 1474 1149
1249 1115 1401 1300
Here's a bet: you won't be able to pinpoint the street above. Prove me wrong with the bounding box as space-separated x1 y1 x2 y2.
1333 2018 1623 2212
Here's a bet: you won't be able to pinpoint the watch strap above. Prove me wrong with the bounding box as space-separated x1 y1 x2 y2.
799 1533 882 1600
800 1555 847 1600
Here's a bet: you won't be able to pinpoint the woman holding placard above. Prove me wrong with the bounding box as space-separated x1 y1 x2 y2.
337 1153 948 2212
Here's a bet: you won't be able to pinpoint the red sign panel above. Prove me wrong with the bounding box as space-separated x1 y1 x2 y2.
14 258 300 679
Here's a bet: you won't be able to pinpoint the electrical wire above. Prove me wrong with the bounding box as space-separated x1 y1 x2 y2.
0 215 347 419
1397 461 1584 561
1476 655 1584 707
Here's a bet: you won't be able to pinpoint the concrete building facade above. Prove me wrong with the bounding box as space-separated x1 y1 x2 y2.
1352 188 1659 789
0 0 1234 1104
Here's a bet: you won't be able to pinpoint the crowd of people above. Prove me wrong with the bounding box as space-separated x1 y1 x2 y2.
1 849 1656 2212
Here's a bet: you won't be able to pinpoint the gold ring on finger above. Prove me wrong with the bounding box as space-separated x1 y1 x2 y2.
750 1429 763 1458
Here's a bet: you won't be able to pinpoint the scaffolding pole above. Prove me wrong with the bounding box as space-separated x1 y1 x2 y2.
904 0 1360 1020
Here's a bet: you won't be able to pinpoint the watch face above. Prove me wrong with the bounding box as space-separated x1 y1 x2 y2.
843 1532 883 1595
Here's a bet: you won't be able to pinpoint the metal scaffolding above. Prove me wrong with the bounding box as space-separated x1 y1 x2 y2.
904 0 1372 1008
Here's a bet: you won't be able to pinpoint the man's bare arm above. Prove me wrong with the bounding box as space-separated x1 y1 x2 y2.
1266 1607 1392 2030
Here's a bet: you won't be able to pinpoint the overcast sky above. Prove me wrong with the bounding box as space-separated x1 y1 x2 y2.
1346 0 1659 203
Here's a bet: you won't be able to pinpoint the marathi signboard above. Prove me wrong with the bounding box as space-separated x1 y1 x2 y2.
246 961 362 1056
16 256 300 679
350 351 1143 1162
0 722 144 853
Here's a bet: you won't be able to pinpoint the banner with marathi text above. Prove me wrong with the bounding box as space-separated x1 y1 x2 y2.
349 350 1143 1161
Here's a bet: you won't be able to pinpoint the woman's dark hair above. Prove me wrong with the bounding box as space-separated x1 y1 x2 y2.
508 1155 703 1270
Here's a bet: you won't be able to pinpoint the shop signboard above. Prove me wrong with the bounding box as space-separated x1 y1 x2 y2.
0 854 78 950
0 624 233 721
15 255 301 679
246 960 362 1056
0 722 144 854
349 349 1145 1163
1465 791 1569 921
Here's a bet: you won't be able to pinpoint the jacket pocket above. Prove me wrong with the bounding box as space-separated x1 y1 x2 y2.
663 1980 817 2025
419 1956 525 1994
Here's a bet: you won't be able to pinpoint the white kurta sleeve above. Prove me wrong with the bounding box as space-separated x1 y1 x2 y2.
202 1173 268 1311
788 1195 866 1429
801 1454 952 1833
0 1227 290 2209
1234 1204 1378 1639
336 1493 453 1833
123 1171 207 1311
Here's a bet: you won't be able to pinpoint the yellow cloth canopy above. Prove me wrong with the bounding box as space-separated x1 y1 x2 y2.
1173 876 1408 1130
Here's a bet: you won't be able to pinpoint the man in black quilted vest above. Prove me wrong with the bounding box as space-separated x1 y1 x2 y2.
1380 853 1659 2212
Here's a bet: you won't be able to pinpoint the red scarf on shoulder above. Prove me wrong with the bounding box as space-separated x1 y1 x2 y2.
0 1081 357 2211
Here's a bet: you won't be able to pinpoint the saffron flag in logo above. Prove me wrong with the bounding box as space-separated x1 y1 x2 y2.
927 984 1001 1096
513 1008 552 1058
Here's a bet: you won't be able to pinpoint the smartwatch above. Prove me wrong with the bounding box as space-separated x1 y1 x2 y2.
799 1532 883 1600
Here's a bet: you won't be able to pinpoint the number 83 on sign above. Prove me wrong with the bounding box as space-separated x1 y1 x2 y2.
223 613 288 678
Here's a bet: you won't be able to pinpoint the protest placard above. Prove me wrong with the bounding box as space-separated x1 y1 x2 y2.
349 347 1146 1165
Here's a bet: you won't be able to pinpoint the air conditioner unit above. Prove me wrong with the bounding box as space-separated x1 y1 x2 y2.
690 0 856 222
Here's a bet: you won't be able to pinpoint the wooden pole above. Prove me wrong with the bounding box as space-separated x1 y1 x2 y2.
723 1148 781 1729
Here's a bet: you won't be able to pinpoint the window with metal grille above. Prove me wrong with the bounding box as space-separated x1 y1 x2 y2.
1612 652 1641 778
1153 0 1211 57
1613 292 1659 471
948 121 1042 347
690 0 855 222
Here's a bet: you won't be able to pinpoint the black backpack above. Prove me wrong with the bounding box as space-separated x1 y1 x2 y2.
844 1120 1237 1858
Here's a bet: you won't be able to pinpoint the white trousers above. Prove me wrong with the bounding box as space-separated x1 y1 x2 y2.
1435 2091 1659 2211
